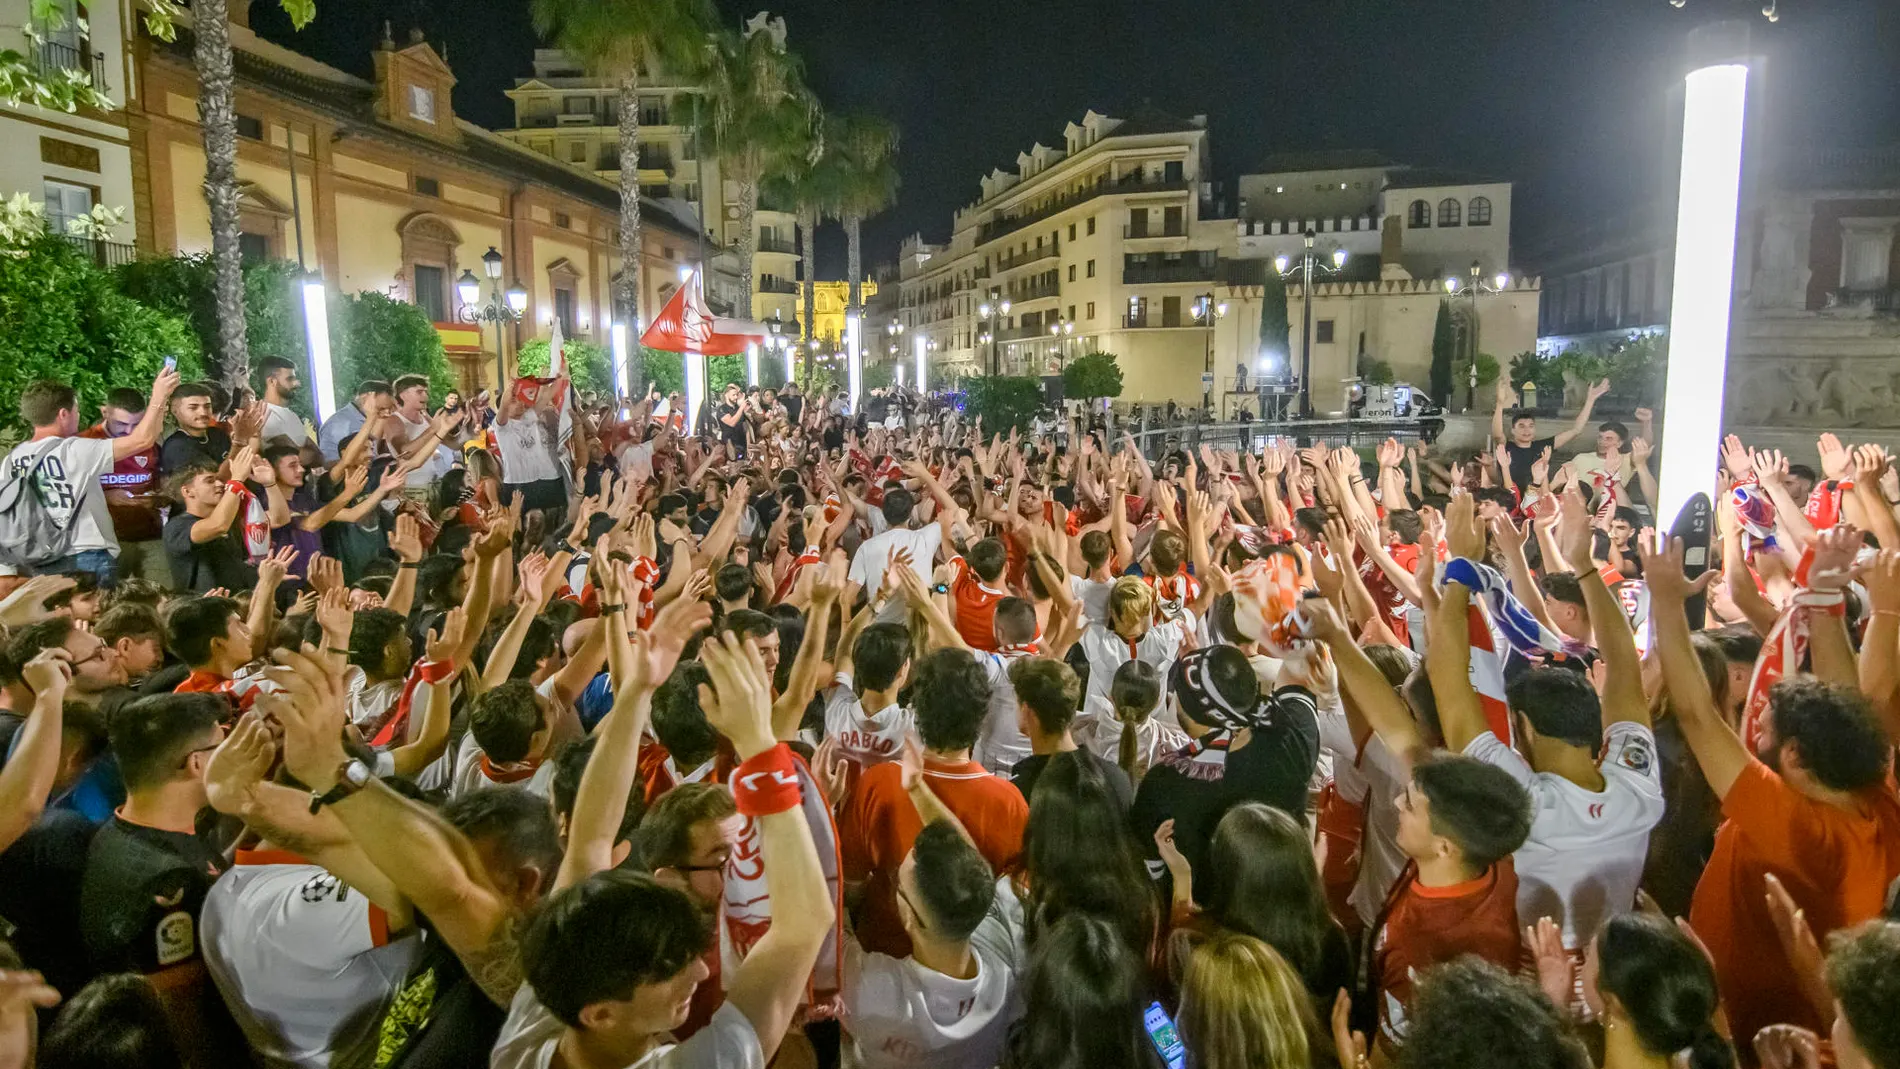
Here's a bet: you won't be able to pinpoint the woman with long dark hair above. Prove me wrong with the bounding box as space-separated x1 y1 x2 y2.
1585 913 1732 1069
1002 913 1166 1069
1021 750 1159 959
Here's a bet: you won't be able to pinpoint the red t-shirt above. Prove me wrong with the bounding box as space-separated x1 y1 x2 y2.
839 756 1028 958
950 557 1007 652
635 739 736 809
79 424 162 542
1689 759 1900 1045
1357 542 1421 644
1373 860 1522 1045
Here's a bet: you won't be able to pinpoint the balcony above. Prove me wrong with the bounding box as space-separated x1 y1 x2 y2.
976 173 1191 245
1122 312 1196 329
1123 222 1188 240
1832 287 1900 313
1123 253 1220 285
1008 277 1061 303
995 242 1059 272
37 39 106 92
758 278 798 295
62 234 137 268
756 235 797 255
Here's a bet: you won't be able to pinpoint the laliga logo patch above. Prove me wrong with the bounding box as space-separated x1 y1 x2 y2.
155 911 195 966
1617 735 1655 774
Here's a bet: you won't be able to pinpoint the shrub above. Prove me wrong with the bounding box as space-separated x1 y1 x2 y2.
1063 351 1124 400
327 292 454 408
964 374 1046 433
518 338 614 398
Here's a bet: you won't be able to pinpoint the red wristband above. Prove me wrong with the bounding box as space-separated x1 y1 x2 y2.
731 743 802 817
418 658 456 684
226 480 249 497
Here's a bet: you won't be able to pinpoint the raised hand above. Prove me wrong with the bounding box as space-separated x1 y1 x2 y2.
0 575 76 629
387 513 424 563
1154 817 1191 886
314 586 352 641
1630 436 1653 465
1525 916 1573 1012
257 544 297 588
1331 991 1370 1069
1753 448 1790 491
1639 533 1717 604
229 444 260 484
20 647 71 700
1488 513 1527 556
1530 446 1552 488
261 646 350 790
1754 1026 1822 1069
248 448 278 486
425 606 467 664
307 554 343 595
1817 432 1853 482
516 550 553 608
1443 491 1487 563
1855 443 1890 484
1806 523 1864 592
1586 378 1612 403
1556 486 1595 572
202 712 277 815
1866 550 1900 616
1722 434 1755 480
694 631 775 759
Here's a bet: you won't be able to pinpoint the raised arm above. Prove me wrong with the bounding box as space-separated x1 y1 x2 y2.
1551 379 1609 450
0 652 69 855
1642 535 1747 797
1555 487 1647 729
1491 512 1561 637
1803 524 1864 690
774 563 843 740
247 547 294 663
1302 598 1422 760
1861 550 1900 739
113 367 181 460
1427 495 1493 752
385 609 466 779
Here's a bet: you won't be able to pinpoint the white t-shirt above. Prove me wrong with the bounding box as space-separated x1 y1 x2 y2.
973 650 1030 775
1464 722 1666 947
262 403 310 446
848 524 943 602
1341 734 1410 929
1073 696 1189 776
491 985 763 1069
493 413 561 485
841 908 1022 1069
1077 621 1184 713
393 412 445 489
201 858 419 1069
1073 576 1114 627
448 730 557 799
1 435 117 554
824 672 912 769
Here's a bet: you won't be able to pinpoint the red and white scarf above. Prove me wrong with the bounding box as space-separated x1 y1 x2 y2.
721 753 845 1012
773 545 822 604
1741 547 1821 751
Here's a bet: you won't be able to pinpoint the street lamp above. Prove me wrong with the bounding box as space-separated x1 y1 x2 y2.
977 291 1011 376
1443 260 1512 411
456 245 528 392
1048 317 1076 367
1275 230 1348 418
1193 292 1228 411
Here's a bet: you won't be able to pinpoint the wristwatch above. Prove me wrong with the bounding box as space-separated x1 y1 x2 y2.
308 758 373 813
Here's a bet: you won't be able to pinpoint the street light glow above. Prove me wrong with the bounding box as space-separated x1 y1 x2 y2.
1274 254 1290 274
914 333 927 391
1331 248 1348 270
846 313 862 409
1657 57 1750 526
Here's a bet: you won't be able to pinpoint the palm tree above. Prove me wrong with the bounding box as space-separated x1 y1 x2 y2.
532 0 711 397
188 0 315 397
705 17 816 323
828 112 898 331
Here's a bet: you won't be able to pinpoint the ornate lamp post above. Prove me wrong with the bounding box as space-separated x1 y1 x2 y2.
1274 230 1348 418
457 245 527 393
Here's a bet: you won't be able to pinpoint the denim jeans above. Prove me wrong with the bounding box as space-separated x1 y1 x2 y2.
36 548 117 586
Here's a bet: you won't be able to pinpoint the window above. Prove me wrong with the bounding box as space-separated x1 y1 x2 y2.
1316 319 1335 344
235 114 264 141
1068 264 1076 282
555 212 571 229
569 142 587 163
1086 216 1096 236
407 84 436 123
1127 209 1149 237
1068 305 1076 321
1164 160 1184 183
1164 206 1184 235
238 232 270 264
554 288 577 334
563 95 593 115
663 246 676 260
1408 200 1431 228
1068 223 1076 241
413 176 439 197
1467 196 1493 226
1161 295 1182 327
1437 198 1462 227
1086 260 1096 278
1086 301 1096 319
41 179 91 232
412 263 446 323
531 138 554 158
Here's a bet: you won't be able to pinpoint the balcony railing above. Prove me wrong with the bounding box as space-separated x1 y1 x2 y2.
1008 278 1061 302
1832 287 1900 313
1123 254 1220 285
756 235 797 255
37 39 106 92
976 174 1192 245
758 279 798 295
62 234 137 268
1122 312 1196 329
1124 222 1188 239
995 242 1059 272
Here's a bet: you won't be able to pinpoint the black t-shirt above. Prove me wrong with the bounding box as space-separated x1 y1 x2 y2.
781 394 804 425
376 926 509 1069
0 809 97 996
79 815 230 974
1504 436 1555 492
159 427 232 478
716 401 749 452
163 509 257 593
1012 750 1133 812
1129 687 1320 879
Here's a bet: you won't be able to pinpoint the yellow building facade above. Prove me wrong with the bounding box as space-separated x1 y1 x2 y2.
127 5 707 393
806 280 878 346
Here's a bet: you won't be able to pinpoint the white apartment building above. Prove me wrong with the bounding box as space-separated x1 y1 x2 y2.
0 0 138 256
499 49 798 324
894 108 1233 402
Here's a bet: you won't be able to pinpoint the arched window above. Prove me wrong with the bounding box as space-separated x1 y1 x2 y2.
1408 199 1431 228
1438 198 1462 227
1467 196 1493 226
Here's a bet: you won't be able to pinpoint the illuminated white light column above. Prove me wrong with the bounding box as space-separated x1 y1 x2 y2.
913 335 927 394
685 347 706 436
1656 27 1749 526
746 342 759 387
300 278 336 424
783 340 795 383
846 313 863 409
610 322 630 401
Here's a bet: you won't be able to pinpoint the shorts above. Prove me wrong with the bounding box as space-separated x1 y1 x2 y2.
502 478 567 514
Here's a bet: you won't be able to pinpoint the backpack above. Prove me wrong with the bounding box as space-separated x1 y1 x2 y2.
0 447 85 569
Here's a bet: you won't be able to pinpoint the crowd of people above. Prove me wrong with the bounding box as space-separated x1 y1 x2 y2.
0 352 1898 1069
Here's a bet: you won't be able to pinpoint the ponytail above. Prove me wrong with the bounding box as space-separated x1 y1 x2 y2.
1684 1025 1735 1069
1118 715 1138 784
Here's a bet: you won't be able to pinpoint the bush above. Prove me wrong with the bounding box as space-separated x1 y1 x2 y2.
0 236 203 435
1551 336 1665 408
1358 356 1396 385
327 292 454 409
964 374 1045 434
1508 350 1565 402
114 255 306 410
1452 351 1500 390
1063 351 1124 400
518 338 614 398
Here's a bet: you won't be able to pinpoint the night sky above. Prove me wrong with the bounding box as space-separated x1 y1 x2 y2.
251 0 1900 276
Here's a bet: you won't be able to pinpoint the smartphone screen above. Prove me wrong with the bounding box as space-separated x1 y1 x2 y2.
1143 1001 1186 1069
163 354 177 373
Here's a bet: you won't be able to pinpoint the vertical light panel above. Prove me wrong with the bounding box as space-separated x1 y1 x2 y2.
784 342 796 383
746 342 759 387
914 335 927 394
1656 61 1748 526
846 313 863 409
685 348 706 437
610 322 630 401
301 278 336 425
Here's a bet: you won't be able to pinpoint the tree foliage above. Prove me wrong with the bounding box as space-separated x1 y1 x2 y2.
964 375 1045 434
1062 351 1124 401
327 292 454 408
1428 299 1455 406
0 236 203 434
115 254 306 402
517 338 615 399
1550 335 1667 408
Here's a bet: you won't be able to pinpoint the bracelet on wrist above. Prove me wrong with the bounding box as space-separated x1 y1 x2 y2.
398 561 420 569
599 602 627 615
324 646 349 657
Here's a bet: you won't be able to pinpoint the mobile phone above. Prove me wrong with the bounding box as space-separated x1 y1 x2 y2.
1142 1001 1186 1069
163 354 177 373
